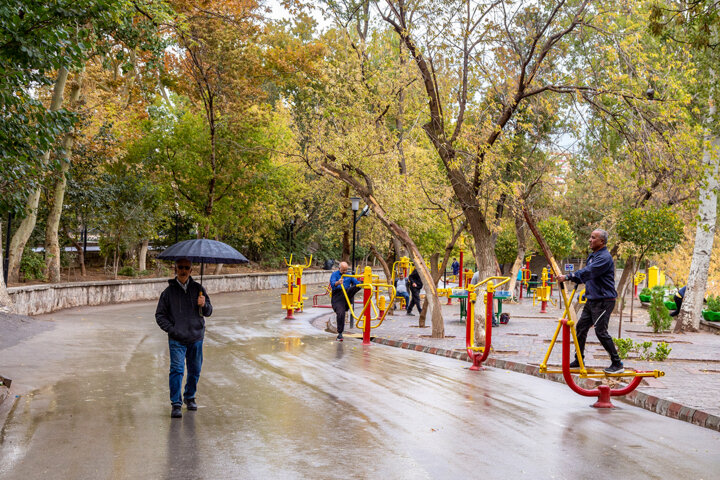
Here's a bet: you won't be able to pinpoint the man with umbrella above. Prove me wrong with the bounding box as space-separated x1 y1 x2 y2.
156 258 213 418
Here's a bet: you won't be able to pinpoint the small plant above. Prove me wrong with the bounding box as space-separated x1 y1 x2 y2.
118 265 136 277
613 337 672 361
648 285 672 332
20 248 46 281
653 342 672 361
614 338 635 359
706 294 720 312
640 286 652 296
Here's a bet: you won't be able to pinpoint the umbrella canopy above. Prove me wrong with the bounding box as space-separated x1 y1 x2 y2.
158 239 249 264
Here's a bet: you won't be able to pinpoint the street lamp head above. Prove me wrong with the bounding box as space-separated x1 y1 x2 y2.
350 197 361 211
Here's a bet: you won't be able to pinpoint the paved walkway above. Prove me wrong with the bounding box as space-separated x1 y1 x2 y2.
312 289 720 431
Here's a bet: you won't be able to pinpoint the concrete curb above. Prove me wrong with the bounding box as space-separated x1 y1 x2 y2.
371 336 720 433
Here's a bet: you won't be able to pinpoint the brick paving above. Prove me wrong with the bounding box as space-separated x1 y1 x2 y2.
311 291 720 431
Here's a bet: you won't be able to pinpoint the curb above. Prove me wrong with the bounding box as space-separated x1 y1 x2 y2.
371 336 720 433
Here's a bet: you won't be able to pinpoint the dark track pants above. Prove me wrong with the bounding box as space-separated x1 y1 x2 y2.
331 286 359 334
575 298 621 364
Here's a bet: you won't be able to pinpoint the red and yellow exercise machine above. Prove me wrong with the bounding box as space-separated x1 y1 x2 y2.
341 266 396 345
519 256 531 300
465 276 510 370
390 256 414 309
539 282 664 408
532 267 556 313
280 254 312 319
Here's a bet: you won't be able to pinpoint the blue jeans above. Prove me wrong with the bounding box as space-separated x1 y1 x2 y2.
168 339 203 406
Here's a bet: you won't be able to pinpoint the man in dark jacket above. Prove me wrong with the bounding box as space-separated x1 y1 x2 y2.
156 258 213 418
406 268 423 316
557 229 624 374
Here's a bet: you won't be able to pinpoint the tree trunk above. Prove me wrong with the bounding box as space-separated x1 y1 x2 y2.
418 253 441 328
319 162 444 337
138 240 149 272
614 255 636 315
341 185 351 262
213 263 223 275
506 214 527 299
8 67 70 283
45 72 83 283
0 222 16 313
676 96 719 332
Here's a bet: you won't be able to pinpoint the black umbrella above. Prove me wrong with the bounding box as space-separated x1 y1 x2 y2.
158 239 249 284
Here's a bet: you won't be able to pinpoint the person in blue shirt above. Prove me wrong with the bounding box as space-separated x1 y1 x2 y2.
451 258 460 277
669 286 686 317
329 262 361 341
557 229 624 374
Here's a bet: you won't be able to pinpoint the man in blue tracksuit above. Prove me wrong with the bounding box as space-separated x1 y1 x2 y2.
557 229 624 374
669 285 686 317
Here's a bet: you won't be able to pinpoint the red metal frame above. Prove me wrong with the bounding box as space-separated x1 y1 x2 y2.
466 289 493 370
312 286 332 308
362 280 372 345
561 319 642 408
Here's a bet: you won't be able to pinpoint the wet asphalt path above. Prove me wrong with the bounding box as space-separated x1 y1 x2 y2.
1 289 719 479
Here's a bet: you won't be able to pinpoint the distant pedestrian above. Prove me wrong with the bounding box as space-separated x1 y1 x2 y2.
669 286 686 317
557 229 624 374
451 258 460 277
470 270 480 286
155 258 213 418
395 272 410 309
406 269 423 316
329 262 360 341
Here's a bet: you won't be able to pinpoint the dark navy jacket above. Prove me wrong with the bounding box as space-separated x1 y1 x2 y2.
155 277 212 344
567 247 617 300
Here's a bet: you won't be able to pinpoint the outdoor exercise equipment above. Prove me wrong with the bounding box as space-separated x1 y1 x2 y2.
634 272 646 297
532 267 557 313
341 266 396 345
465 276 510 370
280 254 312 319
519 257 531 300
648 266 666 289
312 285 332 308
538 282 664 408
390 256 414 308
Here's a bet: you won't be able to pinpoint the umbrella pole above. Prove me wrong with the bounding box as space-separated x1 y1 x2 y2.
199 260 205 316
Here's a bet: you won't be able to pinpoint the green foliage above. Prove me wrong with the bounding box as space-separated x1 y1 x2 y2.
118 266 136 277
613 338 672 361
616 207 684 260
532 216 574 260
648 286 673 332
613 337 635 359
706 294 720 312
19 248 45 281
640 286 652 296
653 342 672 361
495 223 518 265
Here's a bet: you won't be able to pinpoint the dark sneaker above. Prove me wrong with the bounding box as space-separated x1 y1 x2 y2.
336 333 343 341
569 359 580 368
604 363 625 374
406 312 415 316
185 398 198 411
171 405 182 418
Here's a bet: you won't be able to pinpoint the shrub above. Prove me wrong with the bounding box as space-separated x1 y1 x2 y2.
640 287 651 296
613 338 672 361
706 294 720 312
118 265 136 277
648 286 672 332
20 248 46 281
